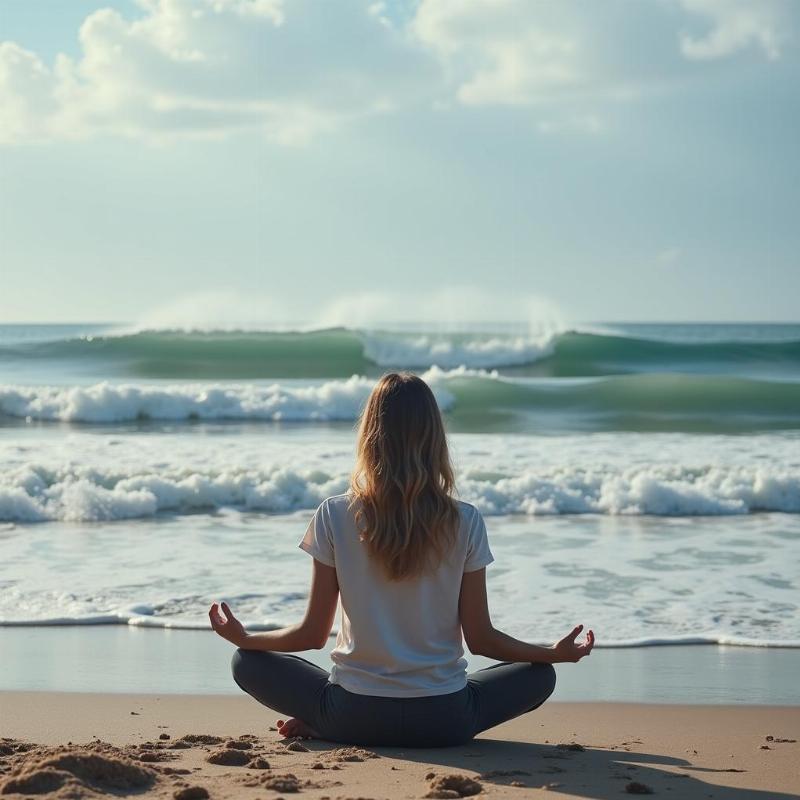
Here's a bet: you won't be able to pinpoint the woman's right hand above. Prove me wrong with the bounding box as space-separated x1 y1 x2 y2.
552 624 595 663
209 601 249 648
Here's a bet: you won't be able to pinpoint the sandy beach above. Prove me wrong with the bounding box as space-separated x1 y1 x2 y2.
1 693 798 799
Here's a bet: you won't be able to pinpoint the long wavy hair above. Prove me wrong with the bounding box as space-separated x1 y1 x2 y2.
349 372 460 581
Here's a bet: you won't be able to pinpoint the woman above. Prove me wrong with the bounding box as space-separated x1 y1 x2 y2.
209 372 594 747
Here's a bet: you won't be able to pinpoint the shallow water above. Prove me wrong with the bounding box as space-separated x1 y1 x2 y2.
3 627 798 703
2 488 799 646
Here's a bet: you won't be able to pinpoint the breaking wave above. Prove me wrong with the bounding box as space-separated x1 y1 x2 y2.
2 462 799 523
2 371 800 433
3 325 800 377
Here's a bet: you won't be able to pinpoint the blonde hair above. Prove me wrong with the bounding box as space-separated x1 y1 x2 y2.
349 372 460 581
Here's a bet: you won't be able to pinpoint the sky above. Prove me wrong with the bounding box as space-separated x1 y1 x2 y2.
1 0 798 326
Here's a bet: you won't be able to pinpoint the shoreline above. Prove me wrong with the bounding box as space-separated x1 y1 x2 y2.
2 627 799 705
5 621 799 650
1 693 798 798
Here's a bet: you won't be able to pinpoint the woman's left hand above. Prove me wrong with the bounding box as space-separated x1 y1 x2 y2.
209 601 249 648
552 624 595 663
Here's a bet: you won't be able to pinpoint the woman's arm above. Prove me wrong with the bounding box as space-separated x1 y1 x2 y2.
459 568 594 664
209 559 339 651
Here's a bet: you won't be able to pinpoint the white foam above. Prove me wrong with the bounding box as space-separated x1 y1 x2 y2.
0 465 350 522
3 460 799 523
0 378 456 424
1 613 796 647
578 635 800 649
361 333 555 368
461 465 800 516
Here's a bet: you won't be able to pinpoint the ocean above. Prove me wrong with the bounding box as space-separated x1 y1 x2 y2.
1 322 799 650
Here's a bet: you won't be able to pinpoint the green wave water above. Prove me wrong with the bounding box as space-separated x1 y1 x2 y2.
4 328 366 378
442 372 800 433
1 372 799 434
545 331 800 377
2 325 800 379
2 324 798 433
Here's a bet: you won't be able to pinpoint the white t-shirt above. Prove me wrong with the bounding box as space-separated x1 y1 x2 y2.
299 492 494 697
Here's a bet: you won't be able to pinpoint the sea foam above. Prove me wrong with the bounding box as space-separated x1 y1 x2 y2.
360 333 555 369
0 378 455 423
3 462 799 523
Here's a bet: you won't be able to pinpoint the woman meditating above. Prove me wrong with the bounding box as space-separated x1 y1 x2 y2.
209 372 594 747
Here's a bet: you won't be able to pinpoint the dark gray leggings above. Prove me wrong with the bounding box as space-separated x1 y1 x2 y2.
231 650 556 747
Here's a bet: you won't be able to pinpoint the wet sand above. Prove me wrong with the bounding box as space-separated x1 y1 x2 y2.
4 627 800 705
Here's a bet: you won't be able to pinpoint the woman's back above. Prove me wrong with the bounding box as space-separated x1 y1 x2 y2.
214 372 589 747
300 493 494 697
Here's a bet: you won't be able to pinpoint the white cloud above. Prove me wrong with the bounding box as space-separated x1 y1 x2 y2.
0 43 61 141
678 0 791 61
0 0 795 146
412 0 585 107
411 0 795 110
0 0 429 145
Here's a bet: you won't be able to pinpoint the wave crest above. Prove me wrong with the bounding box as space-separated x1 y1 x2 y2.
5 325 800 377
3 462 799 523
361 333 555 369
0 377 456 423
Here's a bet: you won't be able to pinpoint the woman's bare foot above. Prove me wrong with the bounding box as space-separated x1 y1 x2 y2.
277 718 319 739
